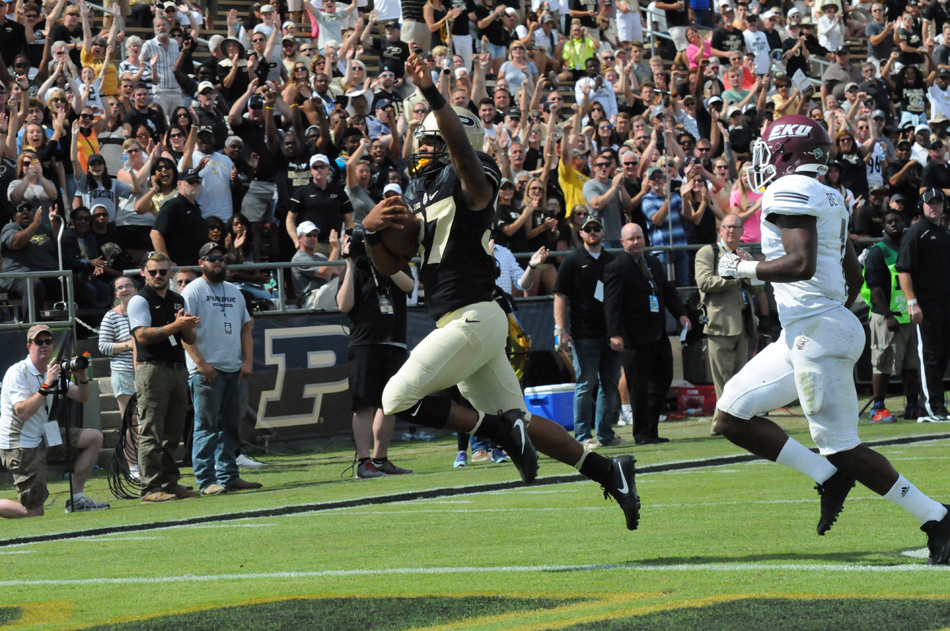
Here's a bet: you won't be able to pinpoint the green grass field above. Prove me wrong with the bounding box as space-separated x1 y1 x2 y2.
3 407 950 631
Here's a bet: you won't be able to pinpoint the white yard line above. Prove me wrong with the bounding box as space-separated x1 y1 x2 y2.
0 558 946 587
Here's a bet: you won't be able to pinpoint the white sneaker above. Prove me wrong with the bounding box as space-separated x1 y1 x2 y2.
236 454 264 469
618 408 633 426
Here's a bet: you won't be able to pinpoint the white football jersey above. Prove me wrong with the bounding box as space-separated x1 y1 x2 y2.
760 174 850 326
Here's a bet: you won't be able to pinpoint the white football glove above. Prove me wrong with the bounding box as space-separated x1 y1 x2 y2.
718 252 742 278
718 252 760 280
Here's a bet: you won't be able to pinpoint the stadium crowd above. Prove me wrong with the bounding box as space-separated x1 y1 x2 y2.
2 0 950 499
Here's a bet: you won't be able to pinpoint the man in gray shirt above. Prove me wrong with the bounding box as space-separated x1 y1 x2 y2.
291 221 341 309
181 242 259 496
582 151 630 247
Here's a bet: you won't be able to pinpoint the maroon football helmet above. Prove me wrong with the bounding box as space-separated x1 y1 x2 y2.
747 115 832 192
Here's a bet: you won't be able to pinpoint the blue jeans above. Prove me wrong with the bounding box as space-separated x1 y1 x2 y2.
653 249 692 287
190 370 244 490
571 338 621 442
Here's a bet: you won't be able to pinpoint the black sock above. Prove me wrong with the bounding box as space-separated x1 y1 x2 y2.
394 396 452 429
358 457 370 465
372 457 387 466
580 452 613 486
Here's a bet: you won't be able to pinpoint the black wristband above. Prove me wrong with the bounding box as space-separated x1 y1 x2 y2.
38 386 50 395
420 84 446 110
364 230 383 245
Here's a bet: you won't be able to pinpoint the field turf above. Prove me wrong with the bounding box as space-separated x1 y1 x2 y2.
2 405 950 630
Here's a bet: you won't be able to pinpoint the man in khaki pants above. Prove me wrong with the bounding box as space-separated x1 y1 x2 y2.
694 215 763 433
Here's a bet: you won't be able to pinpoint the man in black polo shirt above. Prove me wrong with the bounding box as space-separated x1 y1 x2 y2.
921 138 950 198
897 188 950 422
128 251 201 503
553 212 622 448
286 154 354 256
150 167 208 266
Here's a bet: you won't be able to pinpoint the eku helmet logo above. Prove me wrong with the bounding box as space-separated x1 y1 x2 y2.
769 123 812 139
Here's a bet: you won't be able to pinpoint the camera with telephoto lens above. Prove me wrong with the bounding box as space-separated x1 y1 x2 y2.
59 355 89 372
342 226 366 259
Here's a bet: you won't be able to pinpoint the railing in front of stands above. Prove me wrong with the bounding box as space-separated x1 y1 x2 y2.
0 270 76 332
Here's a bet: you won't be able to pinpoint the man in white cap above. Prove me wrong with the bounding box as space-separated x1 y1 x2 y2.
0 325 109 516
181 125 234 221
287 154 354 254
291 221 341 309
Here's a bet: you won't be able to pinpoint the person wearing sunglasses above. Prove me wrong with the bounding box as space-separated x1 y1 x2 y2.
0 202 64 319
128 251 201 503
179 241 261 496
0 325 111 517
149 167 208 265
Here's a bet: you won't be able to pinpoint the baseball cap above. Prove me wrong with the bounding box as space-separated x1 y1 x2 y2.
787 7 801 16
915 124 931 135
375 98 393 110
248 94 264 109
198 242 227 259
197 81 215 94
26 324 51 342
507 107 522 119
196 125 214 136
835 47 849 55
282 20 295 29
162 1 176 8
505 7 516 15
890 193 906 203
725 104 741 118
845 82 858 91
923 188 945 204
180 167 202 182
384 21 400 29
309 154 330 167
282 34 296 43
296 220 319 236
383 183 403 197
896 139 912 149
259 4 275 12
742 103 757 114
705 95 723 108
869 184 888 196
541 13 553 22
581 211 603 230
305 125 320 136
570 148 590 158
647 166 665 179
87 153 105 165
871 109 885 120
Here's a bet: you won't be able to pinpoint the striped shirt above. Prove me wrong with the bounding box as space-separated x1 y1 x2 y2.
642 190 686 249
141 37 180 91
98 308 135 375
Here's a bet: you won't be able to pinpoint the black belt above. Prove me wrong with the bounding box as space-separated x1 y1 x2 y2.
137 359 185 368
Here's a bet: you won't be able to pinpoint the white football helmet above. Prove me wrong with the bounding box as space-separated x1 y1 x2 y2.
407 105 485 177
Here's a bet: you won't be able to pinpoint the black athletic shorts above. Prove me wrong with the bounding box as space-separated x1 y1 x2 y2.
348 344 408 410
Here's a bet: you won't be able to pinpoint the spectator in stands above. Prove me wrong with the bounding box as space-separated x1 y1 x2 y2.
559 19 599 82
180 124 234 222
150 166 207 266
821 47 863 103
0 325 108 517
141 15 189 123
287 154 353 254
8 152 58 222
641 165 689 287
291 221 341 309
228 81 280 257
72 150 136 223
0 203 62 318
62 205 112 308
583 150 628 246
865 3 894 73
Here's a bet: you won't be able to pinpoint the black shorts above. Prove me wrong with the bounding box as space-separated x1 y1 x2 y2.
348 344 408 410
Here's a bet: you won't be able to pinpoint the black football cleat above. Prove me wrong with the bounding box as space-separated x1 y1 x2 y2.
498 410 538 485
921 505 950 565
815 469 856 536
602 455 640 531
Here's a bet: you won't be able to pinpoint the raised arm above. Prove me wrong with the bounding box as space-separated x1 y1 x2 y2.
405 53 493 209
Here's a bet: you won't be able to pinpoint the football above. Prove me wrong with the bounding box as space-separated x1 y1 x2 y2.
381 209 421 260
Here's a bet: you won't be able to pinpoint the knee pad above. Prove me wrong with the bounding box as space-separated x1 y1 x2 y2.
393 396 452 429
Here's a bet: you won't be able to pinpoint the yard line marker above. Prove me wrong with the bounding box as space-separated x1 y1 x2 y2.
3 433 947 549
0 559 947 587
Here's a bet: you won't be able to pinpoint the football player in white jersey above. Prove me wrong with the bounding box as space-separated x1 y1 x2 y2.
713 114 950 564
360 54 641 530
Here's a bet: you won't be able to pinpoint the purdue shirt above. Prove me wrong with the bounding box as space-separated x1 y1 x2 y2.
404 152 501 320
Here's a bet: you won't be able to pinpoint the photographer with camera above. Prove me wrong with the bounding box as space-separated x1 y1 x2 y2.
336 229 415 478
0 326 110 517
